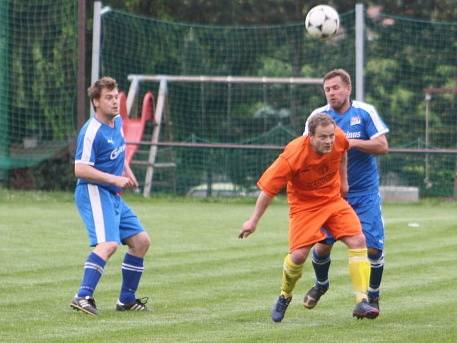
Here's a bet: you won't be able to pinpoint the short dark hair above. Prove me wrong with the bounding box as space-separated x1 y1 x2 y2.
323 68 352 88
87 76 118 110
308 113 335 135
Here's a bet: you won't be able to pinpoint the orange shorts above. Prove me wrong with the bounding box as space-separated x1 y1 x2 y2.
288 198 362 252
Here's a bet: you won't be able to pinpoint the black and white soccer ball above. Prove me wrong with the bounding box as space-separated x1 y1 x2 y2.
305 5 340 39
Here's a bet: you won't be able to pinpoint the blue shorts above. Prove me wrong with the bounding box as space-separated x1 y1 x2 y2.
321 192 385 250
75 184 144 247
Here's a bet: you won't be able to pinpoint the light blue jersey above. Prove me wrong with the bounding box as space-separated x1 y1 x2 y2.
74 114 143 246
75 115 126 194
305 100 389 195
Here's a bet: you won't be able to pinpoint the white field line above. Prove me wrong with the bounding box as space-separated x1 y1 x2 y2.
384 215 456 224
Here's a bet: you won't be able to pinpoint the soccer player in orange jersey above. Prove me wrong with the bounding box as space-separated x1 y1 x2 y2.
239 113 378 322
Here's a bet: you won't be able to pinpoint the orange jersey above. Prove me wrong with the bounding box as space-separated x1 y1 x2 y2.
257 128 349 213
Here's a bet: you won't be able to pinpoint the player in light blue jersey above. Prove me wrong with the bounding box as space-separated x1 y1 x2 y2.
70 77 151 315
302 69 389 316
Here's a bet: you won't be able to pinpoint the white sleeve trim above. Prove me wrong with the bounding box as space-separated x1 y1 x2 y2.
75 160 95 166
370 129 389 139
353 100 388 135
80 119 101 164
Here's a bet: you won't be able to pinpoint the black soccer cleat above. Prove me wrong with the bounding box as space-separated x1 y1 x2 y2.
271 295 292 323
303 285 328 309
116 297 149 311
70 295 98 316
352 299 379 319
368 296 380 312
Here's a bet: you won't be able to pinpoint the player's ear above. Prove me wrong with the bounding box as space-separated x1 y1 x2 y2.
92 98 99 109
309 134 314 144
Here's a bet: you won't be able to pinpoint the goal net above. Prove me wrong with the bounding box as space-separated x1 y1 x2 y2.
124 75 323 196
98 7 457 197
0 1 77 171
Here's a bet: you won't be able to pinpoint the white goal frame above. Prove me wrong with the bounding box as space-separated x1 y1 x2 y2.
125 74 323 197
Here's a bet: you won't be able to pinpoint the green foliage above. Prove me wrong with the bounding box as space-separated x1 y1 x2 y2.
97 6 457 195
380 153 456 197
2 1 457 195
104 1 457 24
9 1 77 143
257 57 293 77
1 0 78 177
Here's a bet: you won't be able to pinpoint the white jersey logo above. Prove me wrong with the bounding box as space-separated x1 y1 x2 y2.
346 131 361 139
110 144 125 160
350 116 361 126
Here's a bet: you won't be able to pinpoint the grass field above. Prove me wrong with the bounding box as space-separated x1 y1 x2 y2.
1 190 457 342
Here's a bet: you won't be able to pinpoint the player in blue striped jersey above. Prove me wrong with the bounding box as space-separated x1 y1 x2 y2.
70 77 151 315
303 69 389 316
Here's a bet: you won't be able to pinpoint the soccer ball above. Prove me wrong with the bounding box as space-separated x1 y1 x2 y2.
305 5 340 39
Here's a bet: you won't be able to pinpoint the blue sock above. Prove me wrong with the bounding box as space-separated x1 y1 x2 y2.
312 249 331 290
77 252 106 297
368 250 384 299
119 253 144 304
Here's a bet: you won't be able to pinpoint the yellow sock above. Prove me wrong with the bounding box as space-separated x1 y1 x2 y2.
348 248 370 303
280 254 303 298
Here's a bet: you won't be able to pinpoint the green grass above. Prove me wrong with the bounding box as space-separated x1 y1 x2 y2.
1 191 457 342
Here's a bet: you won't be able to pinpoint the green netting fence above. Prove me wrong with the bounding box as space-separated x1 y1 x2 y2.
0 0 77 172
1 3 456 198
99 8 457 197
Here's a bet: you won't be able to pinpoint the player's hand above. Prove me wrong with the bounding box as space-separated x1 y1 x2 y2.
238 219 257 239
114 176 135 189
128 175 139 188
123 169 139 188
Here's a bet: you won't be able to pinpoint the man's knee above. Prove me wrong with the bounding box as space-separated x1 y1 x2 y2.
290 246 312 265
127 232 151 256
94 241 119 260
368 248 384 266
314 242 333 257
341 233 366 249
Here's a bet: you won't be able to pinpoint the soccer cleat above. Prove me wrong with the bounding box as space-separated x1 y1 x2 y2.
303 285 327 309
70 295 98 316
116 297 149 311
368 296 380 311
352 299 379 319
271 295 292 323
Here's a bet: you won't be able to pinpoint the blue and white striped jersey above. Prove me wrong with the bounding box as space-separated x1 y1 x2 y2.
304 100 389 195
75 115 125 194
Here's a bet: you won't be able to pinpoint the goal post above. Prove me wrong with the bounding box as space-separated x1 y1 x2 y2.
124 74 323 197
123 74 457 199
